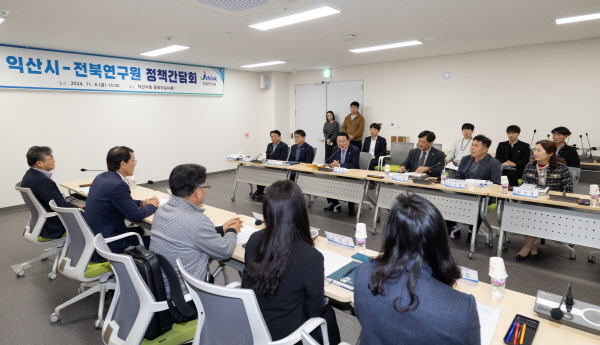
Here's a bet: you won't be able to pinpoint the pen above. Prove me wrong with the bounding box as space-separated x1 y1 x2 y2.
505 321 517 343
520 324 526 344
513 322 520 345
343 265 357 277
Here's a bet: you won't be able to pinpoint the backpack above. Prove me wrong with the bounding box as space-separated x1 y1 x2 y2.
123 245 196 340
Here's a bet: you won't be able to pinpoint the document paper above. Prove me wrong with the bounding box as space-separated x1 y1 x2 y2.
315 248 354 277
236 225 259 245
76 186 90 195
476 302 502 345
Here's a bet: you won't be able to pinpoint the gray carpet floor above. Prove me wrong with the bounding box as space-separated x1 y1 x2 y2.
1 171 599 344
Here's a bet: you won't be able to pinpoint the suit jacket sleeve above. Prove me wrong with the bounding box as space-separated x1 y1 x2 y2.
428 151 446 178
455 156 469 180
36 178 78 209
302 250 326 319
361 138 370 153
111 182 157 222
466 294 482 345
494 143 507 163
305 145 315 163
273 143 289 161
341 147 360 169
401 150 415 171
490 158 502 185
288 145 296 161
376 138 387 159
514 142 531 170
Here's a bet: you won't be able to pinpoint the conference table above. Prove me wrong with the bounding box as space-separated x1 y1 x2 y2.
489 185 600 261
58 178 599 344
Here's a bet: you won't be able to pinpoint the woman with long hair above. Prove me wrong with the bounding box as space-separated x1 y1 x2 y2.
354 192 480 345
323 111 339 160
242 180 341 343
516 140 573 260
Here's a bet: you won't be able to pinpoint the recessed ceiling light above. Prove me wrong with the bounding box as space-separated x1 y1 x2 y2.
140 45 189 57
350 40 422 53
249 6 340 31
556 12 600 25
241 61 286 68
0 18 4 24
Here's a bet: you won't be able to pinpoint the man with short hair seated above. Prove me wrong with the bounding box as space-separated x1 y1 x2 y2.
21 146 83 239
495 125 530 187
251 130 289 200
151 164 242 292
85 146 159 262
399 130 446 178
324 132 361 216
362 123 387 171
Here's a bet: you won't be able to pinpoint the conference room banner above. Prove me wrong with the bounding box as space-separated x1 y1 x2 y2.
0 44 224 95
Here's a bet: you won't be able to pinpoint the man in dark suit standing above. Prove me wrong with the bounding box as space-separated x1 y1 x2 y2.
324 132 361 216
252 130 289 200
495 125 530 186
400 131 446 178
287 129 315 163
362 123 387 170
21 146 83 239
84 146 159 262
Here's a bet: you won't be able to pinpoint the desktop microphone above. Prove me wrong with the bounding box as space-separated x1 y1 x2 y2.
551 284 574 320
147 180 154 185
561 176 576 197
547 134 550 140
254 218 263 226
80 168 104 172
580 135 586 158
425 160 444 174
324 147 340 165
529 129 537 148
586 133 596 151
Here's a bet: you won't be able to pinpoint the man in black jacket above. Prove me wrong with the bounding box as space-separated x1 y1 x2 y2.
21 146 83 239
362 123 387 170
495 125 530 186
399 131 446 178
252 130 289 200
552 126 580 168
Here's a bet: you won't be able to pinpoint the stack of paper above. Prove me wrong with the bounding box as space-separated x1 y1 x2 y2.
315 248 354 277
76 186 90 194
476 302 502 345
236 225 260 245
520 184 550 196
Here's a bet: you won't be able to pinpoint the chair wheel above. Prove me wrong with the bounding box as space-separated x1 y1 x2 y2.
308 202 312 208
570 253 577 260
506 236 511 242
502 244 508 251
16 270 25 277
488 242 494 248
50 313 60 323
369 205 373 210
372 229 377 235
48 272 57 280
468 252 474 259
588 255 596 263
376 217 381 223
95 319 104 329
41 257 48 261
231 197 235 201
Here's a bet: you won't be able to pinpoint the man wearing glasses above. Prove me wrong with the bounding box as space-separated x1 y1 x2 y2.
551 126 580 168
151 164 242 289
85 146 159 262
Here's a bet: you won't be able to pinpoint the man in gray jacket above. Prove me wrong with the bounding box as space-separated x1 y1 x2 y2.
151 164 242 294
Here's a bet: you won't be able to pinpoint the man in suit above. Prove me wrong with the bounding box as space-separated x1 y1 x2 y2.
362 123 387 170
495 125 530 186
400 131 446 178
251 130 289 200
324 132 361 216
552 126 580 168
21 146 83 239
287 129 315 163
456 135 501 244
84 146 159 262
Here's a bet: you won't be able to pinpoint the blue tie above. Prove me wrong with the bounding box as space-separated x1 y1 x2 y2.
341 150 346 164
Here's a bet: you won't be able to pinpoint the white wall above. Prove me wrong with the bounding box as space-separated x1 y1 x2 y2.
286 38 600 152
2 69 275 208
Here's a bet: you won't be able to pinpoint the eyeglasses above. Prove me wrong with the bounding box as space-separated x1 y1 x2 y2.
199 185 211 189
133 159 138 165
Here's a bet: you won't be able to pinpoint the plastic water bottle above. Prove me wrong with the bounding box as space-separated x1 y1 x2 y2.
384 164 390 179
355 237 366 254
490 277 506 300
501 176 509 194
441 169 446 184
126 175 137 190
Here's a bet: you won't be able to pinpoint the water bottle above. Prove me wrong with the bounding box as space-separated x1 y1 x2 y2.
441 169 446 184
490 277 506 300
355 237 366 254
501 176 509 195
126 175 137 190
384 164 390 179
590 185 599 207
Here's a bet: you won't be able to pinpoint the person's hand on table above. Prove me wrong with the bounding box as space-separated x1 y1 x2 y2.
330 160 341 168
399 166 407 173
76 205 84 209
445 159 449 165
507 161 517 167
143 196 159 207
224 217 243 234
415 166 429 174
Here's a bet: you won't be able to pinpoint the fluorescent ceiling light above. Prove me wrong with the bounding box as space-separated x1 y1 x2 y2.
350 40 422 53
556 12 600 25
140 45 189 57
241 61 286 68
249 6 340 30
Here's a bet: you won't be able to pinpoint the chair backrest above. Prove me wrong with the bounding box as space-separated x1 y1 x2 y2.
568 167 581 191
301 330 320 345
313 147 318 161
177 259 271 345
358 152 372 170
50 200 105 281
389 142 414 165
15 182 56 242
94 234 155 345
432 143 442 151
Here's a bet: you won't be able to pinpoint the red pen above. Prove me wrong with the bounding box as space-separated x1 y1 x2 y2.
513 322 521 345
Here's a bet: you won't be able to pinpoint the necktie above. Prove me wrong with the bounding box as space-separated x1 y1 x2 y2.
341 150 346 164
418 151 426 167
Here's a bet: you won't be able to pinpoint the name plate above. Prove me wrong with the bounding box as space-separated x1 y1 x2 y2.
241 156 251 162
391 173 410 182
325 231 355 248
512 187 539 198
445 179 467 189
333 167 347 174
266 160 282 165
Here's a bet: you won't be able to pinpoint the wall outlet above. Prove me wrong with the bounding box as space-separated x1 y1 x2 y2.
390 123 395 129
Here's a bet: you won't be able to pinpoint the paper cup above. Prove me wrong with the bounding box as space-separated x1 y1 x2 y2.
355 223 367 238
590 184 599 195
489 257 508 278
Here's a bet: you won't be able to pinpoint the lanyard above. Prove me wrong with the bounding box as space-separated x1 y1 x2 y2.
461 139 472 152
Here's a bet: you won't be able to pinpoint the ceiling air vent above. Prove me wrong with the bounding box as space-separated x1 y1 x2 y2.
174 0 298 17
197 0 269 12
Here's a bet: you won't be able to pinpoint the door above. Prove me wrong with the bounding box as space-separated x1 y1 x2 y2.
295 83 327 163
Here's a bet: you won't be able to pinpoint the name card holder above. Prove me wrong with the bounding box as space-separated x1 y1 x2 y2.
325 231 355 248
512 187 539 198
391 173 410 182
266 160 282 165
445 179 467 189
333 167 348 174
241 156 251 163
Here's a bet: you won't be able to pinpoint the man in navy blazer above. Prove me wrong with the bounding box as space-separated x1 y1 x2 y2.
287 129 315 163
252 130 290 200
84 146 159 262
400 130 446 178
21 146 83 239
324 132 361 216
362 123 388 170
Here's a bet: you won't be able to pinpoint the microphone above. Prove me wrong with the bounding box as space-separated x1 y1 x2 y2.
529 129 537 147
255 218 263 226
324 147 340 165
562 176 576 197
580 135 586 158
147 180 154 185
80 168 104 172
547 134 550 140
551 284 573 320
586 133 597 151
425 160 444 175
252 212 264 226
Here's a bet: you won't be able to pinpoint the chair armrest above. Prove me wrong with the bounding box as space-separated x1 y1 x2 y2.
104 231 143 245
226 282 241 288
148 301 169 313
378 155 391 171
44 212 58 218
270 317 328 345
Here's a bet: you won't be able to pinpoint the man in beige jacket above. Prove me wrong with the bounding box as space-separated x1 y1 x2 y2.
342 101 365 150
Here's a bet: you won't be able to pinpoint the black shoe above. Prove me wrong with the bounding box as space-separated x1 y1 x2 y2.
250 191 258 200
530 249 542 261
465 232 473 246
254 193 264 201
348 209 356 217
516 251 531 261
324 203 341 212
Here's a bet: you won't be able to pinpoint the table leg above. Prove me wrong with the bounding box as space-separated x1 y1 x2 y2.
496 199 506 257
372 182 381 235
469 196 483 259
231 165 240 201
357 180 367 224
478 196 494 248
